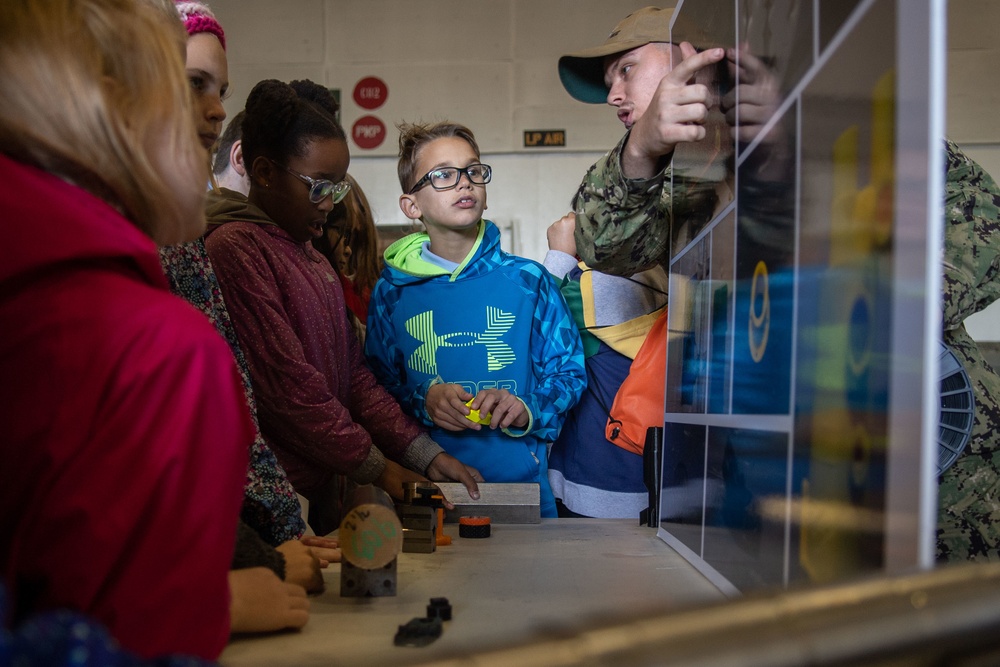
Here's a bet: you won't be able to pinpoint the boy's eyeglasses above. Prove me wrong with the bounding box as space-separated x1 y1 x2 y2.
408 163 492 194
280 163 352 204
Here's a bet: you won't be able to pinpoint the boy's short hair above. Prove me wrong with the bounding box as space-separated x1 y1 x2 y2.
212 109 244 176
396 121 481 193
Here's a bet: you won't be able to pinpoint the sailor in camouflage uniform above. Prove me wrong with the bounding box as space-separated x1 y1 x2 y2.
559 7 1000 562
938 139 1000 562
557 7 723 277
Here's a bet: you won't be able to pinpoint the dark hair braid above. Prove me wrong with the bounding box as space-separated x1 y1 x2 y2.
241 78 346 167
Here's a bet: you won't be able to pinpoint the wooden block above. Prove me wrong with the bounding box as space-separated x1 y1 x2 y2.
435 482 541 524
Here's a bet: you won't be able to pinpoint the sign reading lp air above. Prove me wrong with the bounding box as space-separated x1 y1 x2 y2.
523 130 566 148
353 76 388 110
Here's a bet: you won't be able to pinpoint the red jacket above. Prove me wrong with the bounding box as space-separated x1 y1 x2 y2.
0 154 252 660
203 196 433 495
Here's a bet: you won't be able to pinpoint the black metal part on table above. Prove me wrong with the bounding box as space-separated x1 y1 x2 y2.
427 597 452 621
393 616 443 647
639 426 663 528
341 558 397 597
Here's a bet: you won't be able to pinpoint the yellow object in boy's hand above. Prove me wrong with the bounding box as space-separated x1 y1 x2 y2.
465 399 492 425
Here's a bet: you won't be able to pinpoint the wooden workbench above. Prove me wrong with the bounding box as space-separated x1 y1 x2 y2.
221 519 725 666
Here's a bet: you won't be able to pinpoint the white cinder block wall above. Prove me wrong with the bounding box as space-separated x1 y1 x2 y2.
947 0 1000 341
208 0 1000 341
210 0 658 267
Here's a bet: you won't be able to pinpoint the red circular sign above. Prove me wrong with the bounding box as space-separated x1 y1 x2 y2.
352 115 386 150
353 77 388 110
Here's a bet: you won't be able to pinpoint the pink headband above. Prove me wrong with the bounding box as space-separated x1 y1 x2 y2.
175 1 226 50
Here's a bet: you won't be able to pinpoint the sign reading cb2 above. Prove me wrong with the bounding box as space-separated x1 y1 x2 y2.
353 77 388 110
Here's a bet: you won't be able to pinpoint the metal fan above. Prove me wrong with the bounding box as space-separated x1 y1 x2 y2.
938 341 975 475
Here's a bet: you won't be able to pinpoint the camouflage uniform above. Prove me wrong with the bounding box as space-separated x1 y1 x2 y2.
573 133 1000 562
573 131 722 276
938 139 1000 562
573 133 673 276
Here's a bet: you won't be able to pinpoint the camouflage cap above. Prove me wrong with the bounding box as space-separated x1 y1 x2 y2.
558 6 674 104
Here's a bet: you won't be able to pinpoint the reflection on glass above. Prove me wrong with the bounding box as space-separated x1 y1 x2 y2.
661 0 914 591
738 0 815 106
817 0 865 53
670 0 736 256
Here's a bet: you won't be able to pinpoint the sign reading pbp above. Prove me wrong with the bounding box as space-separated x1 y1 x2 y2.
523 130 566 148
352 115 386 150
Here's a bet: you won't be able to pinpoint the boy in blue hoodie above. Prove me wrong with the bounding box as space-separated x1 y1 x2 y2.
365 121 586 517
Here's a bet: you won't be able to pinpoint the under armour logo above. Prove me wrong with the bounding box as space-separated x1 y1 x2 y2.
405 307 516 375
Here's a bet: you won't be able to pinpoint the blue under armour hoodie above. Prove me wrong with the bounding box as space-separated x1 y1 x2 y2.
365 220 586 517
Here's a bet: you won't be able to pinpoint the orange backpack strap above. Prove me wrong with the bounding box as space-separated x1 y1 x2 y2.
605 306 668 454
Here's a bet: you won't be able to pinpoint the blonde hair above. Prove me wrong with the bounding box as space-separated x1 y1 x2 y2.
340 175 382 293
396 121 481 194
0 0 207 245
